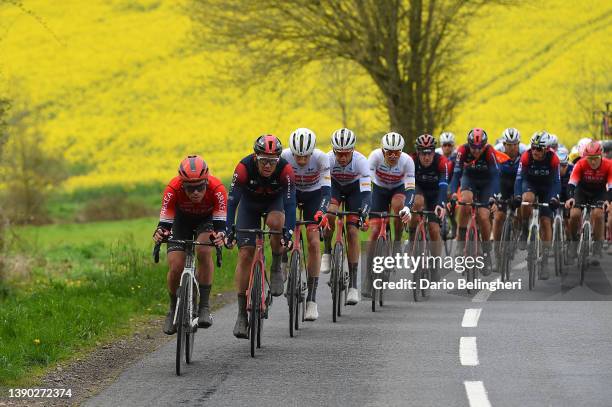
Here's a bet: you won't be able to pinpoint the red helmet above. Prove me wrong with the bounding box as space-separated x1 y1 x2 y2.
415 134 436 152
254 134 282 156
178 155 209 182
583 141 602 157
467 128 488 148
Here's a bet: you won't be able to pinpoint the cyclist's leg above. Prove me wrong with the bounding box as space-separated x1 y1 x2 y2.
194 223 216 327
408 188 425 242
591 206 605 256
266 203 286 296
538 190 553 279
423 190 442 280
390 189 406 243
302 190 322 320
567 189 586 260
519 189 536 249
345 186 363 304
456 181 475 255
474 185 493 275
368 183 390 243
321 180 341 273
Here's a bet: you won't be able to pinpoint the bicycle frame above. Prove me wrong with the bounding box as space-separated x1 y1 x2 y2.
246 231 269 315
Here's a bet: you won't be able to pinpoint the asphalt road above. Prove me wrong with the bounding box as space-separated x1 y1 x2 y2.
86 245 612 407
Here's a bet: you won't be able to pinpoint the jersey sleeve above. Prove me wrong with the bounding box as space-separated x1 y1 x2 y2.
359 154 372 192
210 180 228 232
158 183 177 229
514 152 529 196
280 164 297 232
437 155 449 205
403 154 416 207
568 159 584 186
318 150 332 188
226 162 248 231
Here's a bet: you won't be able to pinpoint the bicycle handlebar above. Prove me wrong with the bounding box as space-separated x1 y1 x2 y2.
153 235 223 267
234 228 283 235
368 211 402 218
326 210 361 216
457 201 491 208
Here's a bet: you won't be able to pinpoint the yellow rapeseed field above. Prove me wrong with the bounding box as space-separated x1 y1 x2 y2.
0 0 610 189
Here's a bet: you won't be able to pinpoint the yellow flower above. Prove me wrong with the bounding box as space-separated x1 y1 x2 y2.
34 339 41 345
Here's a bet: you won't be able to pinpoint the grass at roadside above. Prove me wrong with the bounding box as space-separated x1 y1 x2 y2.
0 217 237 386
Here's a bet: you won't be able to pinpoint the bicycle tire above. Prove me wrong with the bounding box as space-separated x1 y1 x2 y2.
528 225 537 290
500 215 513 282
553 216 563 277
372 237 386 311
175 274 189 375
579 223 591 286
331 243 343 322
465 227 478 294
412 226 427 301
250 264 262 357
421 228 431 298
185 280 197 364
288 250 299 337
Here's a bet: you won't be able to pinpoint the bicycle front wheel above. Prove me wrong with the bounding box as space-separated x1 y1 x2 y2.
465 227 478 294
553 217 563 277
331 243 343 322
500 215 513 282
528 225 538 290
175 273 190 375
250 264 262 357
185 280 197 364
579 223 591 286
287 250 299 337
372 237 386 311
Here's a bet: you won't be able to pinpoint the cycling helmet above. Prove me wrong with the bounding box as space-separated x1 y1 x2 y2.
467 128 488 148
583 140 602 157
331 128 356 151
439 132 455 145
548 134 558 149
178 155 209 182
530 131 550 148
501 128 520 144
382 132 405 151
577 137 592 156
254 134 282 155
289 128 316 156
556 147 569 165
602 139 612 153
415 134 436 152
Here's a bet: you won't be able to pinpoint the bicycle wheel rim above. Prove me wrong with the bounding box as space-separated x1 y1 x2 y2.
185 281 197 364
372 237 386 311
412 229 425 302
176 276 188 375
465 227 477 293
500 216 512 282
580 225 590 285
250 264 261 357
528 226 537 290
331 243 342 322
288 251 299 337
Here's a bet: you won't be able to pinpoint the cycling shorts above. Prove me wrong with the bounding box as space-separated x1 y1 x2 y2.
168 210 213 253
235 194 284 248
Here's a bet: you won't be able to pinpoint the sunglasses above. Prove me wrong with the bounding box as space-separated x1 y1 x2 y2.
383 149 402 157
334 150 353 158
183 182 207 193
442 143 454 147
257 156 280 166
532 146 545 152
586 155 601 160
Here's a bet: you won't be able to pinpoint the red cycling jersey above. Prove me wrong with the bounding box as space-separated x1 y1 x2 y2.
568 157 612 193
159 175 228 228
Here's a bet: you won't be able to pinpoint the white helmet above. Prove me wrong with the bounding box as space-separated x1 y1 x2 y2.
382 132 405 151
557 146 569 165
548 134 558 149
530 131 550 148
502 127 520 144
439 132 455 145
331 128 356 151
289 128 316 156
577 137 592 156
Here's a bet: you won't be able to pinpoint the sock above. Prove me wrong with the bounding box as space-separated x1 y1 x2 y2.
324 236 332 254
199 284 211 308
237 293 247 316
271 252 282 273
306 277 319 302
349 262 358 288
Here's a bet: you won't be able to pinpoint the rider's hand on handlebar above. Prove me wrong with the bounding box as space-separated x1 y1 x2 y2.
281 228 294 249
224 228 236 249
565 198 575 209
211 231 225 247
314 210 330 230
549 197 560 210
153 227 170 244
435 205 445 219
488 197 498 213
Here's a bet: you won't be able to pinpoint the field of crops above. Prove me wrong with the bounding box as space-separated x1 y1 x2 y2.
0 0 610 190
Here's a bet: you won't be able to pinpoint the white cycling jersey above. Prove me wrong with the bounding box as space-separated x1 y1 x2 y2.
281 148 331 192
368 148 416 190
327 150 371 192
495 142 528 155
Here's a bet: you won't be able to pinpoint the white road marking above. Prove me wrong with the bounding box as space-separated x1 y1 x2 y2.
460 337 479 366
472 277 500 303
512 261 527 270
462 308 482 328
464 381 492 407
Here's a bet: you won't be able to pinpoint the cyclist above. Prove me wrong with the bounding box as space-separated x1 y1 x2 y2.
570 137 592 164
565 141 612 261
491 128 523 264
449 128 499 275
558 147 574 203
436 132 458 239
321 128 371 305
548 134 559 151
513 131 560 280
281 128 331 321
153 155 227 335
494 128 528 156
408 134 449 279
225 135 296 338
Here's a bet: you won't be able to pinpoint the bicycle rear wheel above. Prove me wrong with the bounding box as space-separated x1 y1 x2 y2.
553 217 563 277
579 223 591 286
287 250 299 337
500 215 513 282
185 280 197 364
331 243 343 322
528 225 538 290
250 264 262 357
412 226 428 301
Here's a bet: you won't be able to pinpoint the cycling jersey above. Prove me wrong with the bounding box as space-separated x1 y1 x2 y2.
227 154 296 234
498 153 521 199
449 144 500 196
368 148 416 205
410 152 449 207
281 148 331 215
328 150 371 217
494 142 528 155
568 157 612 201
514 149 561 198
158 175 227 232
560 163 574 202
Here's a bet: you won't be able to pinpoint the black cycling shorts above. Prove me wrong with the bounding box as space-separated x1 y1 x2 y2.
235 194 284 248
168 210 213 253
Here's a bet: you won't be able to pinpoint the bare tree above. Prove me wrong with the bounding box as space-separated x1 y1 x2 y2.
568 62 612 138
191 0 513 146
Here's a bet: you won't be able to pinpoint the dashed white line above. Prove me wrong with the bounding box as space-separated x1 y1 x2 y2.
471 277 501 302
464 381 492 407
460 337 479 366
462 308 482 328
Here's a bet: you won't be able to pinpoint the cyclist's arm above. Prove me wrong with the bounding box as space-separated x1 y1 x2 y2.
226 163 247 231
437 156 449 206
566 159 584 199
486 147 501 196
281 164 297 232
318 151 332 212
448 147 464 193
157 183 177 231
606 160 612 201
551 154 561 199
211 182 228 233
403 154 416 207
514 153 528 196
359 157 372 213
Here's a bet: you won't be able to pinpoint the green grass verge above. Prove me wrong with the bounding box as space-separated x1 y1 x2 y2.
0 217 237 386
